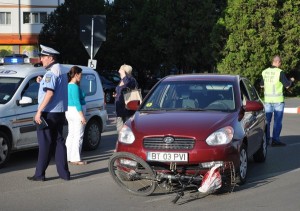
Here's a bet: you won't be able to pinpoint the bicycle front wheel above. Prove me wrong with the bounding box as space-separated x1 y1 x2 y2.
108 152 157 196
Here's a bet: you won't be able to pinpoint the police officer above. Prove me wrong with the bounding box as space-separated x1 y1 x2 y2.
27 45 70 181
261 55 294 147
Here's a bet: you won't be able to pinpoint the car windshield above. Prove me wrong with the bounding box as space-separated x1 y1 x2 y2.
140 80 235 112
0 77 23 104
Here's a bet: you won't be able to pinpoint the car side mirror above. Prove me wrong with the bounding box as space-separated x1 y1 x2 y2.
18 96 33 106
244 100 264 112
126 100 140 111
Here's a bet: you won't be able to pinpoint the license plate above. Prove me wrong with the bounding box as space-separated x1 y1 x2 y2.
147 152 188 162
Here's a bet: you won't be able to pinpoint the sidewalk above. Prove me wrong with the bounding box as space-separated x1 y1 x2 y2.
284 97 300 114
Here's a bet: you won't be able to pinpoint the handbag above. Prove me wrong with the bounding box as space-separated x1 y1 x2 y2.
123 88 142 106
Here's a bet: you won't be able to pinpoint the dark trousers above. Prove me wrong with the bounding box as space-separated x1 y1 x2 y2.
35 112 70 180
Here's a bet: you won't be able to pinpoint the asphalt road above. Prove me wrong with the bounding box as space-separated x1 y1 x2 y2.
1 103 300 211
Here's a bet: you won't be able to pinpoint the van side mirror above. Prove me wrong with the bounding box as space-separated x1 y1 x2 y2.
18 96 33 106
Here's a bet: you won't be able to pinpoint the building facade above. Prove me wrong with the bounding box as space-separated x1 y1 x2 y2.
0 0 64 59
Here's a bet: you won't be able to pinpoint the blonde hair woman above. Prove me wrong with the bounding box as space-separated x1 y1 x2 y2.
114 64 138 132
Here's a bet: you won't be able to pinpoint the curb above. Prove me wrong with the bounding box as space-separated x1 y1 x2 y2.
284 107 300 114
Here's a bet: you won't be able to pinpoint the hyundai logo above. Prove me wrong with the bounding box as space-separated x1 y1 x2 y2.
163 136 175 144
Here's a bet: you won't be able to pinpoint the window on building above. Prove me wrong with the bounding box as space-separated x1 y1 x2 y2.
0 12 11 24
23 12 47 24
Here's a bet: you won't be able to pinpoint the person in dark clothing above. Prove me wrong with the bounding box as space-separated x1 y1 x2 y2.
114 64 138 132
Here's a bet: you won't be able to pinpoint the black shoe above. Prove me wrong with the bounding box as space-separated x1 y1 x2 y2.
271 141 286 147
27 176 45 181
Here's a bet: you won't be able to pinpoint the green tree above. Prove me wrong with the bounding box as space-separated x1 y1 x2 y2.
97 0 145 70
99 0 220 75
280 0 300 71
148 0 218 72
216 0 280 85
0 49 13 57
280 0 300 96
39 0 105 65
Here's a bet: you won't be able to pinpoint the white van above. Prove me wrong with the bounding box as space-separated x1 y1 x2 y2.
0 58 107 168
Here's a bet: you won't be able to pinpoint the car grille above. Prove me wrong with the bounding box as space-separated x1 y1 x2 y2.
143 137 195 150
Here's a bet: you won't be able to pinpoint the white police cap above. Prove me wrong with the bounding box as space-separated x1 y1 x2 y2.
39 44 60 56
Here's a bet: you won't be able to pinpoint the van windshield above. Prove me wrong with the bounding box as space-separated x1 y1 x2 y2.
0 77 23 104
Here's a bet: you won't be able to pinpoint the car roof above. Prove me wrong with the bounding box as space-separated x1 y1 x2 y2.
0 64 96 78
162 74 240 83
0 64 45 78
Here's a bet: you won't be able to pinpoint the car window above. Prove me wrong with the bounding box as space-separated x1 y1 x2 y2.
100 73 120 84
141 81 235 111
80 73 97 96
22 77 39 104
0 77 23 104
241 78 259 101
100 75 113 84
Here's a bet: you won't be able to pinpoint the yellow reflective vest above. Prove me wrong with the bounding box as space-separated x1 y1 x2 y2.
262 67 284 103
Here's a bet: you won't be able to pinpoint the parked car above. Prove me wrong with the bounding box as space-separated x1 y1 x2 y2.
100 71 120 85
99 75 117 103
0 57 107 168
114 74 267 188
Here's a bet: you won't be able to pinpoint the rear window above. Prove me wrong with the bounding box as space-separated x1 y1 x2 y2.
80 74 97 96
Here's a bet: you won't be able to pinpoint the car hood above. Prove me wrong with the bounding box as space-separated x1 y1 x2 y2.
128 111 237 140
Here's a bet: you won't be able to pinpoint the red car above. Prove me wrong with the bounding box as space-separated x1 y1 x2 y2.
109 74 267 197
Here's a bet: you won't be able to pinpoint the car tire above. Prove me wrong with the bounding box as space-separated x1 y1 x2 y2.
237 143 248 185
0 131 11 168
253 132 267 163
83 118 102 151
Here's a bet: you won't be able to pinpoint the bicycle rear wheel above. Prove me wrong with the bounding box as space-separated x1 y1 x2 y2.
108 152 157 196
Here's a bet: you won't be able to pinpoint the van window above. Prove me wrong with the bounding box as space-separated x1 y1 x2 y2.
80 74 97 96
22 78 39 104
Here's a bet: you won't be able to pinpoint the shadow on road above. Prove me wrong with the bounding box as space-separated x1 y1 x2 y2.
233 134 300 192
0 131 117 175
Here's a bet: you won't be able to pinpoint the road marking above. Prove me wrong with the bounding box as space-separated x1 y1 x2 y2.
284 107 300 114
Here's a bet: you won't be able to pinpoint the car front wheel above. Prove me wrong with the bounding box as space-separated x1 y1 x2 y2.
0 131 11 168
237 143 248 185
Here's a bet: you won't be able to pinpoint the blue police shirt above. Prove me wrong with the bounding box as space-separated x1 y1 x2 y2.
38 63 68 112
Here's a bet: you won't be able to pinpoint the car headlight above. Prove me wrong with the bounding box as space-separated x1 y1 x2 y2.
206 126 234 146
118 125 135 144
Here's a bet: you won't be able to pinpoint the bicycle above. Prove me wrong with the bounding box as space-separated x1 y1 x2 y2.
108 152 236 203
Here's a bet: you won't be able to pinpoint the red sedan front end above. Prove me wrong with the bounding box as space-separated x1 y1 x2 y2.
116 109 242 175
111 74 266 194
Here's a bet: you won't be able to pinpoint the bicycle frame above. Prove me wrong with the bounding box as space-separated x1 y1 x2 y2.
108 152 236 203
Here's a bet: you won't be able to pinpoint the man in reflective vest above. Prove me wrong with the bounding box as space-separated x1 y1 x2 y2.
261 55 294 146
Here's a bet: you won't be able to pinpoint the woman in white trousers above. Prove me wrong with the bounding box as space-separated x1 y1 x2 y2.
65 66 87 165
